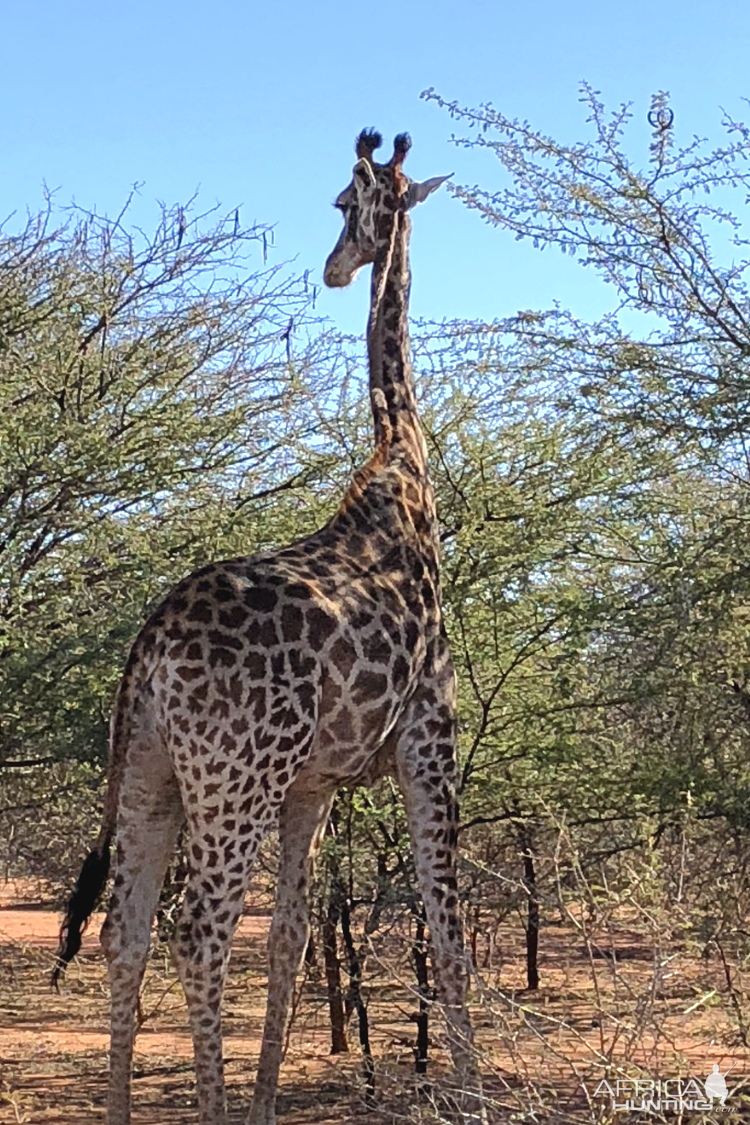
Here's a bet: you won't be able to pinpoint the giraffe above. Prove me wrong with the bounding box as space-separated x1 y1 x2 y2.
54 128 483 1125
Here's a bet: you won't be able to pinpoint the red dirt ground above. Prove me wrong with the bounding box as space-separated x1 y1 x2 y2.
1 879 748 1123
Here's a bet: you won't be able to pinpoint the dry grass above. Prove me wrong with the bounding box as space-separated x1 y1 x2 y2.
1 878 749 1124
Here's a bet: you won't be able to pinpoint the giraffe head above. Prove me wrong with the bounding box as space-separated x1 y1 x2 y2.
323 129 450 288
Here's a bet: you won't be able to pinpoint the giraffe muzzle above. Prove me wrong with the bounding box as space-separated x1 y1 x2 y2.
323 242 363 288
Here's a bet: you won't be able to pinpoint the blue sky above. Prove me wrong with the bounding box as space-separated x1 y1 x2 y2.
2 0 748 336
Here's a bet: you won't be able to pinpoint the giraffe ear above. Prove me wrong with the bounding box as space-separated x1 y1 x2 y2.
405 174 452 209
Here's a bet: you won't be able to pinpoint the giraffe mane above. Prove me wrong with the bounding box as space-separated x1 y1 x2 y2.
336 389 393 515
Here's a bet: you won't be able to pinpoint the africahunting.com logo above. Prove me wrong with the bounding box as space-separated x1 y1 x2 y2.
590 1062 738 1112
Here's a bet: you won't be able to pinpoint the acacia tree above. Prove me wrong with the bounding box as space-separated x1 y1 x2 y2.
0 195 329 771
411 87 750 985
0 196 344 876
421 86 750 795
424 84 750 441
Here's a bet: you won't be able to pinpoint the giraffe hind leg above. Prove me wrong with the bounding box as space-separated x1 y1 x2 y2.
170 803 275 1125
100 747 184 1125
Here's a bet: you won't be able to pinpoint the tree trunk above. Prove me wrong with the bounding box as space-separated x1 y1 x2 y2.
304 932 318 973
322 878 348 1054
341 893 375 1104
518 826 540 990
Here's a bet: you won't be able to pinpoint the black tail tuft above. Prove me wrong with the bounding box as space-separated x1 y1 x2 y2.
52 837 111 989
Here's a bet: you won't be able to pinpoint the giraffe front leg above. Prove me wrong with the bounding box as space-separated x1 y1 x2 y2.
249 787 335 1125
394 652 486 1123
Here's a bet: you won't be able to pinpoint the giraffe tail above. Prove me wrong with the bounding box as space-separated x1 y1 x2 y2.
51 832 112 988
52 669 133 988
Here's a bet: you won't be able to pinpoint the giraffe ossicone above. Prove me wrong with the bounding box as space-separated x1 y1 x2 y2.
55 128 484 1125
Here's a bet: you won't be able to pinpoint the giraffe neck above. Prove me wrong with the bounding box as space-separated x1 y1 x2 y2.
367 207 427 473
